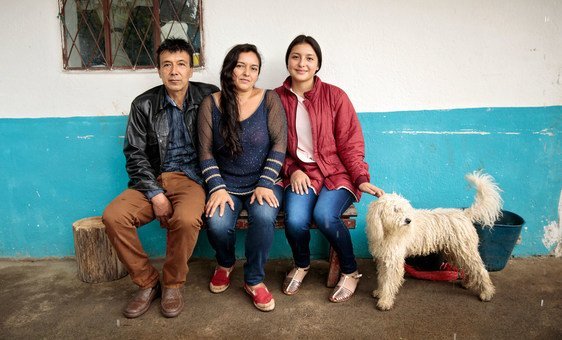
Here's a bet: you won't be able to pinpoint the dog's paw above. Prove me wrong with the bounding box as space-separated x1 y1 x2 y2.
376 298 394 311
479 291 494 302
372 289 380 299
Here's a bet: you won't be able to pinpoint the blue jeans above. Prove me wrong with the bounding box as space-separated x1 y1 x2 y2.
284 186 357 274
206 185 283 285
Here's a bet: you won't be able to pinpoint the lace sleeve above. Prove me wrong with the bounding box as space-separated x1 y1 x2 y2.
256 90 287 188
197 94 227 193
265 90 287 154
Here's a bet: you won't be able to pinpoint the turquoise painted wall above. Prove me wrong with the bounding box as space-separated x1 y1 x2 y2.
1 107 560 258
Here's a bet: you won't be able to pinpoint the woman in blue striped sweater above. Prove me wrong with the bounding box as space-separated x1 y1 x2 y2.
197 44 287 312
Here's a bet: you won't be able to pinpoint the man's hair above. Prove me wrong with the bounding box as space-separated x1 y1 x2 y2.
156 38 195 68
284 35 322 74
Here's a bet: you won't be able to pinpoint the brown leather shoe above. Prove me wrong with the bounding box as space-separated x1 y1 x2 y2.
160 287 184 318
123 282 161 318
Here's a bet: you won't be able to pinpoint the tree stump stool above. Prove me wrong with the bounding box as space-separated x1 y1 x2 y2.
72 216 128 283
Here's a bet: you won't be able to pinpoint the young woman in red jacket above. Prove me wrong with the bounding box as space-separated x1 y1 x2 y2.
275 35 385 302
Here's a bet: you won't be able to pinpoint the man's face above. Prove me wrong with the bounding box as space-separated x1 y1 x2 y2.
158 50 193 95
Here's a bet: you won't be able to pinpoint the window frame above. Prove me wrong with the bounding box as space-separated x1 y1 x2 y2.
58 0 204 71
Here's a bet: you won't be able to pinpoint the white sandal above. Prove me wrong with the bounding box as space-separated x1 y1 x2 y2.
329 271 362 303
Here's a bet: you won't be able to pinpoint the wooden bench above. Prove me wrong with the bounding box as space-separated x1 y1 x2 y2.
73 205 357 287
235 205 357 288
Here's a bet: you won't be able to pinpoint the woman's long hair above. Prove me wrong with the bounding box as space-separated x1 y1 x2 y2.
219 44 262 157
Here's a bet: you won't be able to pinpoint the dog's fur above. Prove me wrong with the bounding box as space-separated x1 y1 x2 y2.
365 171 503 310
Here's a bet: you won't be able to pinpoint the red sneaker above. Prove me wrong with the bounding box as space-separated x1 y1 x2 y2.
244 284 275 312
209 266 233 293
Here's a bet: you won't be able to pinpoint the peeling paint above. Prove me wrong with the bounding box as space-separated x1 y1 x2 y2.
533 129 554 137
542 221 560 249
542 191 562 257
382 130 490 135
76 135 94 139
381 130 555 136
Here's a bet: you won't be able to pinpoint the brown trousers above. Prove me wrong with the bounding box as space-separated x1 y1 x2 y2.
102 172 205 289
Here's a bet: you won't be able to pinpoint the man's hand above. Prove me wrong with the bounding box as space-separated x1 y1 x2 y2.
206 189 234 218
151 193 173 228
250 187 279 208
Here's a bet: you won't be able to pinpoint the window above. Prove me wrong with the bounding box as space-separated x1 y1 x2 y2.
58 0 203 70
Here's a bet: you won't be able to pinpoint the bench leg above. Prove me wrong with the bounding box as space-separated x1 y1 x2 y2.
327 247 341 288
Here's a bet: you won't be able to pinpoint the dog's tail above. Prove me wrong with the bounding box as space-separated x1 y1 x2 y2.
464 171 503 228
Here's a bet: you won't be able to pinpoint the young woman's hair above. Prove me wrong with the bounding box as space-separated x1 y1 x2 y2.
284 35 322 73
219 43 262 157
156 38 195 67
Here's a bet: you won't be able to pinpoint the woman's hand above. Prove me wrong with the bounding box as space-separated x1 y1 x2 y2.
250 187 279 208
359 182 385 197
206 189 234 218
290 170 312 195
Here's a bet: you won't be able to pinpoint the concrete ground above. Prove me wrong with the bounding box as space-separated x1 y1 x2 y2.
0 257 560 339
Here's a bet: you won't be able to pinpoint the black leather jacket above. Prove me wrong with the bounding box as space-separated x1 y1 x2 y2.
124 82 219 194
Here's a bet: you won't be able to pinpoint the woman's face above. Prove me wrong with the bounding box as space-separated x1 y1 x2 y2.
232 51 260 92
287 43 319 84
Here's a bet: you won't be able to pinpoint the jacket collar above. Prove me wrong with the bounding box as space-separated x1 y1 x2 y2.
156 85 167 113
186 83 197 111
282 76 322 100
156 84 196 113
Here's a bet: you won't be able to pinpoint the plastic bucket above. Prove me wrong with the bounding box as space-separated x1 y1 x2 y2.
475 210 525 272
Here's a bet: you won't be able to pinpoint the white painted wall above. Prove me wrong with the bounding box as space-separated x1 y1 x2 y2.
0 0 560 118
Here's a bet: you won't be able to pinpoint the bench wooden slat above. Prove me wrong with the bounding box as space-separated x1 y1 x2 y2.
235 205 357 230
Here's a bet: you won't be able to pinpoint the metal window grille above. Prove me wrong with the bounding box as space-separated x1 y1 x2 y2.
59 0 203 70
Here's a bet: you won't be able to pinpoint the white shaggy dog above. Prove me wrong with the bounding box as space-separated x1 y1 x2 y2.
365 171 503 311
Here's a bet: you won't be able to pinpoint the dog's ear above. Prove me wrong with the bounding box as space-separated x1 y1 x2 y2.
365 201 385 255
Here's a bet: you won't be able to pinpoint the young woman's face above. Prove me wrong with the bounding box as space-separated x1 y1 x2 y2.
232 51 260 92
287 43 319 84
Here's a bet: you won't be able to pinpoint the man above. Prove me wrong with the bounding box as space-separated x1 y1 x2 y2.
102 39 218 318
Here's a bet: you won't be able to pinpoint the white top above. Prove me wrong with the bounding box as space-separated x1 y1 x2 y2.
291 88 315 163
